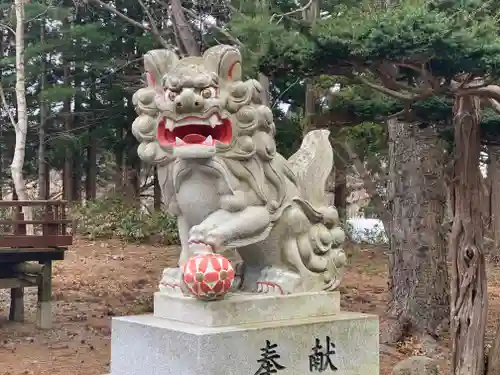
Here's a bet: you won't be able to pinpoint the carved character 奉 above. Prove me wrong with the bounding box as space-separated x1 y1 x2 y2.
131 45 346 296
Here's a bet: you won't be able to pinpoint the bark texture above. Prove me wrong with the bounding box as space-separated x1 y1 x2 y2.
384 119 450 344
170 0 199 56
449 96 487 375
489 145 500 256
11 0 29 202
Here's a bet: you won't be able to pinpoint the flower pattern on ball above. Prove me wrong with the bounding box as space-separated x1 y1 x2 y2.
183 253 235 300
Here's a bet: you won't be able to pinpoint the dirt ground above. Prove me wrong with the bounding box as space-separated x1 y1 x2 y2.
1 239 500 375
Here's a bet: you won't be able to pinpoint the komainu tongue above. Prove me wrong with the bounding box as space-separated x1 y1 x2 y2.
183 134 206 144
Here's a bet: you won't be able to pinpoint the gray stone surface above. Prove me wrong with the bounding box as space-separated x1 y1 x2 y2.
154 291 341 326
392 356 440 375
110 312 379 375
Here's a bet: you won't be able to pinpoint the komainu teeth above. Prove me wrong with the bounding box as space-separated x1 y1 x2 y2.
165 119 174 130
208 115 219 128
175 137 186 145
203 135 213 145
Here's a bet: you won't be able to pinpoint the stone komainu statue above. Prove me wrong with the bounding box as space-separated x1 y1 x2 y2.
131 45 346 295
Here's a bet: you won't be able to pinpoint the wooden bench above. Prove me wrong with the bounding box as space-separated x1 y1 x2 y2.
0 200 73 329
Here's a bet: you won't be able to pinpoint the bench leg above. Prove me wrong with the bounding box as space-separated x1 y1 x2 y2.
36 260 52 329
9 287 24 322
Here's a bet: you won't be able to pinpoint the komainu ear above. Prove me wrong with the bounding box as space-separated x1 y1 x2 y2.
202 45 242 82
144 49 179 88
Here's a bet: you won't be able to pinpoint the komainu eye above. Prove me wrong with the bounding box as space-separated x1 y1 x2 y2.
201 87 216 99
166 90 177 101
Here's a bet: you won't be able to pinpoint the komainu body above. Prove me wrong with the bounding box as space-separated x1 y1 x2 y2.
131 45 346 295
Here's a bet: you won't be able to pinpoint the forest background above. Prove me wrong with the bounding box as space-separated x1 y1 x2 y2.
3 0 500 374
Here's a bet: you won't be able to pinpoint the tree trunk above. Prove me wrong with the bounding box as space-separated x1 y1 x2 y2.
38 18 48 200
85 124 97 201
62 52 72 203
0 143 3 200
489 145 500 260
334 147 347 222
449 96 487 375
71 96 83 202
170 0 199 56
258 73 270 107
11 0 29 203
302 0 319 135
85 79 98 201
383 119 450 345
114 145 124 189
344 141 392 232
153 167 161 210
71 156 82 201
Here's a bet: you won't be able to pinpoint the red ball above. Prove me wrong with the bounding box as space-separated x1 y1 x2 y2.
182 253 235 300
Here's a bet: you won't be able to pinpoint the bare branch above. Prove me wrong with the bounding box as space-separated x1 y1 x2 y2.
0 22 15 36
353 73 414 101
85 0 171 49
137 0 172 49
227 4 250 20
24 0 54 24
394 62 439 89
270 0 313 24
488 98 500 113
386 108 414 120
0 82 16 128
374 67 423 94
455 85 500 103
354 69 443 111
181 6 244 47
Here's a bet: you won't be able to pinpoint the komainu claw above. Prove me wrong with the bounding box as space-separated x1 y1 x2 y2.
253 267 301 295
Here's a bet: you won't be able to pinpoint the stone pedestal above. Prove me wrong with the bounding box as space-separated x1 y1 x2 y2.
110 292 379 375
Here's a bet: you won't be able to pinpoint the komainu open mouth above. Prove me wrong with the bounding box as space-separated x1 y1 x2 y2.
157 114 232 147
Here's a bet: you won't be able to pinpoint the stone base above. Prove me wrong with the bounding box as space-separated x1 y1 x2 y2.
154 291 340 326
110 312 379 375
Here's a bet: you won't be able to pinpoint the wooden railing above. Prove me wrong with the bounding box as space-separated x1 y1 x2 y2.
0 200 72 329
0 200 73 248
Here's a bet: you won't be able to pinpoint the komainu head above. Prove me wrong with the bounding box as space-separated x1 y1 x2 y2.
132 45 275 162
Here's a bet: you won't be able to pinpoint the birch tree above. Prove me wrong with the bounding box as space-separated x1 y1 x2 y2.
11 0 29 203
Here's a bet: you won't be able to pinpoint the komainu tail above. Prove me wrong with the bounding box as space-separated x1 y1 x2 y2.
287 129 346 291
287 129 333 207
